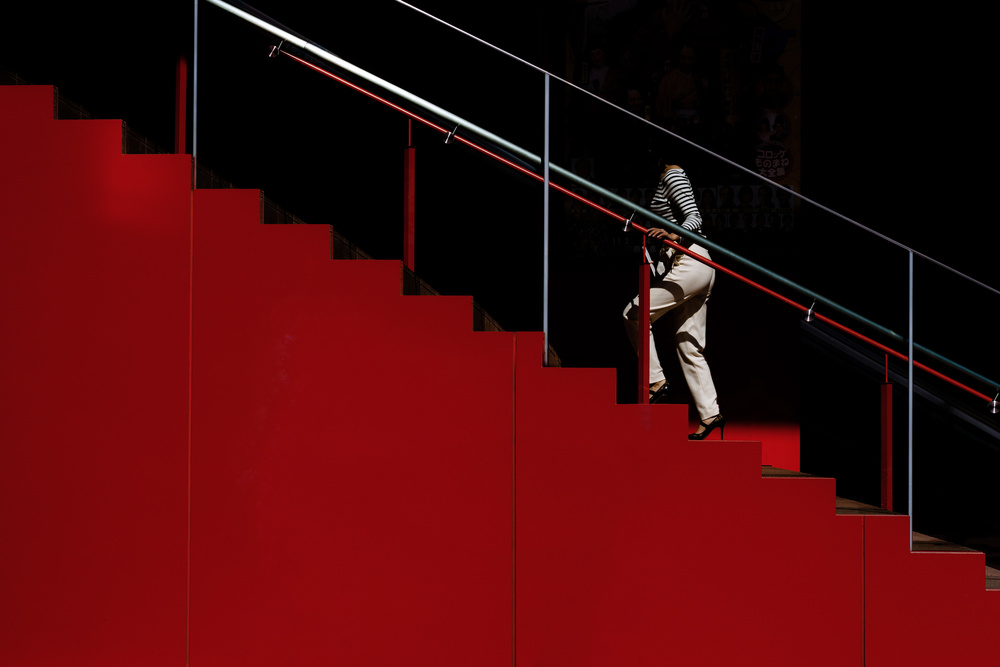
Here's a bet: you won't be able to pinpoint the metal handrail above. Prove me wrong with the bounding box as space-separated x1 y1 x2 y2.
273 48 993 404
393 0 1000 300
200 0 998 404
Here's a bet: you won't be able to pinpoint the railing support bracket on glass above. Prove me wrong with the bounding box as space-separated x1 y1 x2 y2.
624 212 636 233
804 301 816 323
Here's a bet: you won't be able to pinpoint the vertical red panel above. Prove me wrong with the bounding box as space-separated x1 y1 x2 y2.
514 331 864 666
863 515 1000 665
189 190 513 665
0 86 190 665
758 422 801 471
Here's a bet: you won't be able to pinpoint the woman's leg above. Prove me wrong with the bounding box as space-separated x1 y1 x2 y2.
623 279 684 384
623 245 714 386
672 292 719 421
669 243 719 421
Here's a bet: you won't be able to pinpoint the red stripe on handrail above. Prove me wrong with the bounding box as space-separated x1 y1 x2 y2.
279 50 992 405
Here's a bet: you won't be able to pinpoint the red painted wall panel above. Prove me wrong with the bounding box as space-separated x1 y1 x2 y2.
514 332 863 666
4 84 1000 667
0 86 190 665
863 515 1000 666
188 189 514 665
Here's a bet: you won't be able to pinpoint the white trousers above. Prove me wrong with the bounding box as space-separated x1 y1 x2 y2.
623 242 719 420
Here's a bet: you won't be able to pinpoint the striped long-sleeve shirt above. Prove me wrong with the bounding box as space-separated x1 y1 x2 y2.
650 168 703 235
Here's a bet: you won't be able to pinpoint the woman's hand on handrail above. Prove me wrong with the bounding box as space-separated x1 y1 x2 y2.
647 227 681 243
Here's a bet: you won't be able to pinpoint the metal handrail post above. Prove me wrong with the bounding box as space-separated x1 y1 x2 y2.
543 74 550 366
908 251 914 547
192 0 199 183
638 236 650 404
403 119 415 272
880 358 893 511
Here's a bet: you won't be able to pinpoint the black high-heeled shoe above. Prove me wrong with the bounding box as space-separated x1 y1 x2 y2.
689 414 726 440
649 380 670 404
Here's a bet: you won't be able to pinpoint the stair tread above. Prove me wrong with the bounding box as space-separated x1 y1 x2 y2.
760 465 813 478
834 497 896 516
986 567 1000 590
762 466 998 588
763 466 899 515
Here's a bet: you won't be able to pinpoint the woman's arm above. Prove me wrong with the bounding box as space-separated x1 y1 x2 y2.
650 167 703 234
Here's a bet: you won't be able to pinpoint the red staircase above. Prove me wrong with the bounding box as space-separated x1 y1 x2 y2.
1 84 996 666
